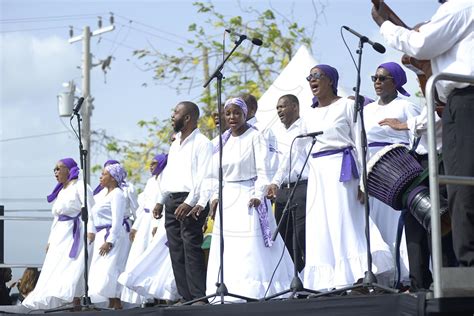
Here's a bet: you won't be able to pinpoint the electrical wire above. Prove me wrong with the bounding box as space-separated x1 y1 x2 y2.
0 131 70 142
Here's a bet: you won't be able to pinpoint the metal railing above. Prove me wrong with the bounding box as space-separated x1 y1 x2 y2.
426 73 474 298
0 205 51 268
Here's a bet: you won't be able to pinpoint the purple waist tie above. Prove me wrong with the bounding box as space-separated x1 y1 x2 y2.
143 208 150 213
368 141 409 148
247 177 273 248
58 212 81 259
96 218 131 242
311 146 359 182
256 199 273 248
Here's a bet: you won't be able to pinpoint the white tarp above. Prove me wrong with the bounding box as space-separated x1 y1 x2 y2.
256 45 348 137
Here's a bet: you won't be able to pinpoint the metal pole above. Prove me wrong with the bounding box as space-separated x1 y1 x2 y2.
425 74 443 298
0 205 4 264
82 26 91 185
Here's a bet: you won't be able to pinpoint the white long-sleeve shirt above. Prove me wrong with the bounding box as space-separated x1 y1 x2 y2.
90 187 126 244
406 104 443 154
271 118 310 187
156 128 212 207
380 0 474 102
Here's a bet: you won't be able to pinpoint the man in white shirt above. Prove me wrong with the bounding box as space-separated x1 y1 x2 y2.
373 0 474 267
267 94 309 272
241 93 280 181
153 101 212 304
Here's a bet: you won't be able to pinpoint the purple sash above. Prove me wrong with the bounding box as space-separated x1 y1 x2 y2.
256 199 273 248
311 146 359 182
368 141 409 148
95 218 131 242
143 208 150 213
58 212 81 259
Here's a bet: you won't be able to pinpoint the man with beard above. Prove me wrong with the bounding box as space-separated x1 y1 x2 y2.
153 101 212 305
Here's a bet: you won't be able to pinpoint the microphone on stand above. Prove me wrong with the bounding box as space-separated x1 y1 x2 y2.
295 131 324 138
70 97 85 119
342 26 386 54
225 29 263 46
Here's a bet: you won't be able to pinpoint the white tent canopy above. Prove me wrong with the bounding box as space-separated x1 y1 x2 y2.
255 45 348 137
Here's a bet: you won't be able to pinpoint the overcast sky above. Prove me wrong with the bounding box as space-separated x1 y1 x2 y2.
0 0 439 282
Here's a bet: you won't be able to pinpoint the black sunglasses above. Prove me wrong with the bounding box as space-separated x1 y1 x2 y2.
371 75 394 82
306 73 325 81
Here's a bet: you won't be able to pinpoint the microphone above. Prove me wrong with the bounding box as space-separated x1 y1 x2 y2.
225 29 263 46
71 97 85 118
295 131 324 138
342 26 386 54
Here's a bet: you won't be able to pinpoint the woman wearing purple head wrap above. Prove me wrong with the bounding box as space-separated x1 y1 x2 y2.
88 163 130 309
301 64 394 291
23 158 94 310
93 160 139 229
201 97 293 301
364 62 422 286
118 153 179 303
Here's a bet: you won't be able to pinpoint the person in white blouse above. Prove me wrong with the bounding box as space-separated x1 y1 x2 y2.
152 101 212 305
93 160 139 223
204 97 293 301
373 0 474 267
23 158 94 310
302 64 393 291
364 62 422 286
267 94 309 273
88 163 130 309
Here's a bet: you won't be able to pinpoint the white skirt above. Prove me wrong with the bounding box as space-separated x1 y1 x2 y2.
23 218 88 310
118 218 178 301
120 212 155 304
303 153 394 290
206 180 294 301
88 225 130 303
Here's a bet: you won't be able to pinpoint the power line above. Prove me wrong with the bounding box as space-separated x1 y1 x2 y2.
0 13 107 23
0 25 69 33
0 131 71 142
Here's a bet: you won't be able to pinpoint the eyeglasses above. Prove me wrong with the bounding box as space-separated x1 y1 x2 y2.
371 75 394 82
306 73 325 81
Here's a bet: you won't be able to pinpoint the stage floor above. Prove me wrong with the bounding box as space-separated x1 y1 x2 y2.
1 293 474 315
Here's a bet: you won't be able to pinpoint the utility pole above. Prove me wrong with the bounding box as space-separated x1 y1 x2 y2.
69 22 114 183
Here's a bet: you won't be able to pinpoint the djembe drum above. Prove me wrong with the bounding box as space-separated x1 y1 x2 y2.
365 144 450 235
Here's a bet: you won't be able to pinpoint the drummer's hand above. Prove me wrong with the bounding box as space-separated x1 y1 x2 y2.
357 187 366 204
378 118 408 131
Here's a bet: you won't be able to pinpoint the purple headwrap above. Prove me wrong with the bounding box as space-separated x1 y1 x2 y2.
93 160 121 195
47 158 80 203
152 153 168 176
105 163 127 188
310 64 339 108
213 97 257 154
224 97 248 118
377 62 410 97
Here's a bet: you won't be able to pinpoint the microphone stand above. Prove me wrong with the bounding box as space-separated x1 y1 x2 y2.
309 37 397 299
183 35 256 305
265 135 321 300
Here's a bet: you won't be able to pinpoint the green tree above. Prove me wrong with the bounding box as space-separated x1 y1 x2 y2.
99 1 324 186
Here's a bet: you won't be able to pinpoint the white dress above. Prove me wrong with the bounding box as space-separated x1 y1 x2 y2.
118 218 178 301
302 97 394 290
22 180 93 309
120 176 162 304
364 97 421 285
206 127 294 301
88 187 131 303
